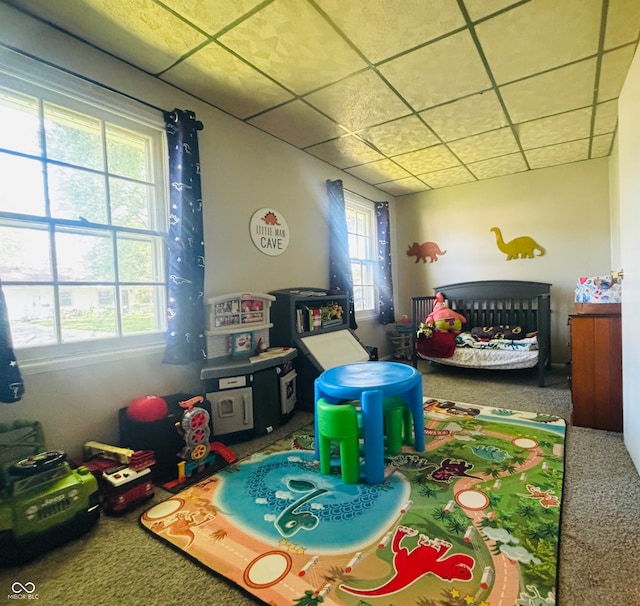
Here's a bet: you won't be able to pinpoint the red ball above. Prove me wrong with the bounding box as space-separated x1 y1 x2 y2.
126 395 168 423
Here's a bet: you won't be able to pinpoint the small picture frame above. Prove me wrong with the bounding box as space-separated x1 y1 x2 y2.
232 332 253 356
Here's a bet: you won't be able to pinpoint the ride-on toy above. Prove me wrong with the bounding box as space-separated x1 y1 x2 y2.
0 424 100 564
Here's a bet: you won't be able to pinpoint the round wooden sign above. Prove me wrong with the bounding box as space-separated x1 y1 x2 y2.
250 208 290 256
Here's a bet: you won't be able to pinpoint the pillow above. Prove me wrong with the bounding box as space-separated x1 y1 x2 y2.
416 331 457 358
471 325 526 340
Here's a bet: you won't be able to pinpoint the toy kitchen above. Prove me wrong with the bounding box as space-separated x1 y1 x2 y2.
200 292 297 441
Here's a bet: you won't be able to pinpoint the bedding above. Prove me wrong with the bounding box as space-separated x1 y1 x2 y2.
411 280 552 386
469 325 528 340
416 331 539 368
456 332 538 350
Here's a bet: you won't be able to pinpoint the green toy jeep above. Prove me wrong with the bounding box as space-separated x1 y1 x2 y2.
0 422 100 564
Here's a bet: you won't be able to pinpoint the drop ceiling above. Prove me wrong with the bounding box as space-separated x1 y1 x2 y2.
4 0 640 196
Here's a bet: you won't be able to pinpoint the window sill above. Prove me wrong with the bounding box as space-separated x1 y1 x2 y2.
355 310 379 323
18 341 166 376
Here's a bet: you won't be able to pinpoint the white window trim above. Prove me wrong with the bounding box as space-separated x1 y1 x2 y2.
0 48 170 373
0 48 165 130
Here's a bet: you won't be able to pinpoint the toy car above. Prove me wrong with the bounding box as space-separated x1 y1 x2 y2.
0 450 100 564
79 456 154 514
76 441 155 514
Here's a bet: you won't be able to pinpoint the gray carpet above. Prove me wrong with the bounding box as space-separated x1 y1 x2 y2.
1 364 638 605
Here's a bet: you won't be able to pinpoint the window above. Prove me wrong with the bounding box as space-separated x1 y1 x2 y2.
0 64 168 365
344 192 377 316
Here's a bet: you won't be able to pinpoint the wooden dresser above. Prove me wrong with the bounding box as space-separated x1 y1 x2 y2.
569 313 622 432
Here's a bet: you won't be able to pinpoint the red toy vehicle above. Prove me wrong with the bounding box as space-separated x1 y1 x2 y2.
75 441 155 514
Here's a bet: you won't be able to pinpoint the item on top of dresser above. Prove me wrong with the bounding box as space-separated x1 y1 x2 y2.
574 275 621 314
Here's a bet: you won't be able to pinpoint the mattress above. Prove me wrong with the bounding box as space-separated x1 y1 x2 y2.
418 347 539 370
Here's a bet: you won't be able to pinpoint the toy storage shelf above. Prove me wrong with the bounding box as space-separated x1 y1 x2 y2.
268 288 349 346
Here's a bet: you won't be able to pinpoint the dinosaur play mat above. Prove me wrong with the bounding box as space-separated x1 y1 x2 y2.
140 398 565 606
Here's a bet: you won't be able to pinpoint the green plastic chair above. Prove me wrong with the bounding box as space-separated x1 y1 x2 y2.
382 396 414 455
316 398 361 484
316 396 413 483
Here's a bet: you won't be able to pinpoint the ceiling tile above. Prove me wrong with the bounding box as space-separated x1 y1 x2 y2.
162 42 293 119
378 30 492 111
393 145 461 173
598 44 638 101
604 0 640 49
346 159 412 184
305 135 384 168
376 177 430 197
316 0 465 64
525 139 589 170
500 59 597 123
5 0 206 74
419 166 476 189
217 0 367 95
475 0 602 84
304 69 410 131
591 133 615 157
420 90 509 141
248 100 344 148
463 0 523 21
160 0 265 35
467 153 528 180
447 127 519 163
357 115 439 156
7 0 638 192
517 108 592 150
593 100 618 134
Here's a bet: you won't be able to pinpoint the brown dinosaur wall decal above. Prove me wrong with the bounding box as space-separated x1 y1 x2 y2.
406 241 446 263
490 227 546 260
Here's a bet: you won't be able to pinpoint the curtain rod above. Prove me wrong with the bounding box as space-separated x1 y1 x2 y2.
344 187 384 204
10 45 215 127
2 43 167 114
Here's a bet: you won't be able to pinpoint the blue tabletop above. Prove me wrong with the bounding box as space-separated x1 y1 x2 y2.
318 361 419 390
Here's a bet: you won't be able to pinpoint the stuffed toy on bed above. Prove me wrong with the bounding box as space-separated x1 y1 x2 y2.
426 292 467 334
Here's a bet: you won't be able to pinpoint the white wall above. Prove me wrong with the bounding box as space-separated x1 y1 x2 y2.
394 158 612 363
616 45 640 473
609 139 622 269
0 5 395 456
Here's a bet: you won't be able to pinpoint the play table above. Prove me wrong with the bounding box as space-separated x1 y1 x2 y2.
314 361 424 483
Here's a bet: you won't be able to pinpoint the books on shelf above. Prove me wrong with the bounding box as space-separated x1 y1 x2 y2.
295 302 345 333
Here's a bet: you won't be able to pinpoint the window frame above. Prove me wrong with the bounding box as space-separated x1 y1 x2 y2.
344 191 379 320
0 50 169 373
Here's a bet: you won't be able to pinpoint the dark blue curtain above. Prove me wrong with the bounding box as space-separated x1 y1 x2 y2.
163 109 207 364
326 179 357 330
375 201 395 324
0 279 24 403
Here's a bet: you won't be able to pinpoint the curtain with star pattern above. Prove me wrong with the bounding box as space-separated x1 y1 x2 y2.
0 278 24 403
162 109 207 364
326 179 358 330
375 201 395 324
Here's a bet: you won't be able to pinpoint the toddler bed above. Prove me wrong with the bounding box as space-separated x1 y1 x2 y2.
411 280 551 386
